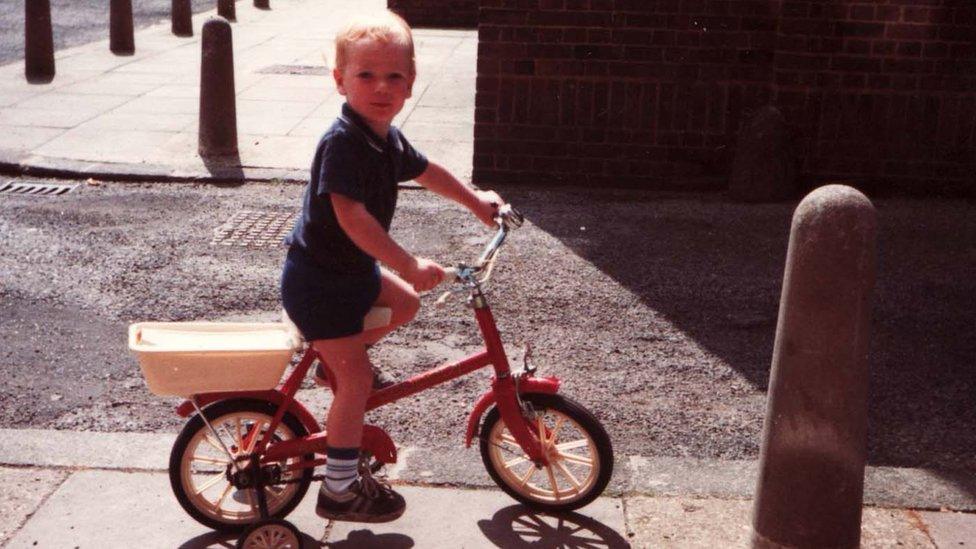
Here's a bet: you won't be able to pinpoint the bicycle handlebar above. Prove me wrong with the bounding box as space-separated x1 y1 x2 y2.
443 204 522 285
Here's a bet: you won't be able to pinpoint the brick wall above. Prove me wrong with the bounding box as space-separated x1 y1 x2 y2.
775 1 976 195
389 0 478 29
474 1 976 195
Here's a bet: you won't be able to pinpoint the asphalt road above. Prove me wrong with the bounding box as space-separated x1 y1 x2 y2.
0 0 218 66
2 175 974 478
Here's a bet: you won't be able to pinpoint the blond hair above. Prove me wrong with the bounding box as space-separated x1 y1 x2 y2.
334 10 415 73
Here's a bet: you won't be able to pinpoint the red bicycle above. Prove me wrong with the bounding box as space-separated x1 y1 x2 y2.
130 206 613 548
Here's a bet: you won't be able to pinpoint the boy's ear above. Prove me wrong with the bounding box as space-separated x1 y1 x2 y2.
406 71 416 99
333 67 346 96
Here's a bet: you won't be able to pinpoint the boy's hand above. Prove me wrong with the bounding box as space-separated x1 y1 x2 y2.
473 190 504 228
402 257 446 292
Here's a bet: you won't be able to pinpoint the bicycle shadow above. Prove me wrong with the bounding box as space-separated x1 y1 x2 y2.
323 529 414 548
176 530 331 549
477 505 631 548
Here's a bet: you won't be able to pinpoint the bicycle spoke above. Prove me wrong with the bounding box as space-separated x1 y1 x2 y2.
547 417 566 447
244 420 266 453
545 464 561 501
235 417 243 447
498 433 522 449
557 450 592 466
555 460 582 491
214 482 233 510
517 465 537 488
504 455 530 468
556 439 588 452
191 455 230 466
194 470 227 496
218 422 238 449
203 434 225 454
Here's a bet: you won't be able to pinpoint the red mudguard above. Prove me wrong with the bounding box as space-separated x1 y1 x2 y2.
463 376 560 447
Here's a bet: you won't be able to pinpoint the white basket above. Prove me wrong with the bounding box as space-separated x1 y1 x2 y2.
128 322 299 397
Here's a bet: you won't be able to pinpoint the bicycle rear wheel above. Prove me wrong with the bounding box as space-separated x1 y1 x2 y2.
480 393 613 512
169 399 313 532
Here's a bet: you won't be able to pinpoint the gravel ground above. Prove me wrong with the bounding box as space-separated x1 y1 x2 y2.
1 0 219 66
0 178 974 473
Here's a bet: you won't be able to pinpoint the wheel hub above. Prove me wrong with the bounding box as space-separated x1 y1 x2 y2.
228 463 282 489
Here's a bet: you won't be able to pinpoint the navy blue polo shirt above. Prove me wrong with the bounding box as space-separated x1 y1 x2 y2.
285 103 429 274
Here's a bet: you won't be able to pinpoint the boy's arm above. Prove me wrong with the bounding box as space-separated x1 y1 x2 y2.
414 161 501 228
330 194 443 291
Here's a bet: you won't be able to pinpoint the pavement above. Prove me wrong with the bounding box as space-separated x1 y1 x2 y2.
1 0 975 547
0 0 475 184
0 429 974 548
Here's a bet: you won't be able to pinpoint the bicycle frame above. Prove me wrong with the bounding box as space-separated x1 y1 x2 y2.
175 286 559 471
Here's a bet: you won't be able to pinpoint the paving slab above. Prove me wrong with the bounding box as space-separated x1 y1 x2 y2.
624 496 937 548
4 469 628 548
0 466 68 547
0 428 174 470
627 455 976 511
625 495 754 547
917 509 976 547
0 0 478 182
326 485 630 548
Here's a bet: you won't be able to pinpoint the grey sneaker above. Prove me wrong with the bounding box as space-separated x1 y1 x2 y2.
316 476 406 523
312 362 396 390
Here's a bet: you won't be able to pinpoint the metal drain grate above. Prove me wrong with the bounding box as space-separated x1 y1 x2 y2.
255 64 328 76
212 210 297 248
0 181 78 196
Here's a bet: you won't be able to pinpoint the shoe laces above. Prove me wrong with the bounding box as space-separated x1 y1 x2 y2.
357 457 391 499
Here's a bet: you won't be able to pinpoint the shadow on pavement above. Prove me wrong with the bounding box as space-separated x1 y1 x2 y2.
324 529 414 548
178 529 335 548
176 530 235 548
494 185 976 474
477 505 631 548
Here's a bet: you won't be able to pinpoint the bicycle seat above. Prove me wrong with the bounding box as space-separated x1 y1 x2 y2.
280 307 393 349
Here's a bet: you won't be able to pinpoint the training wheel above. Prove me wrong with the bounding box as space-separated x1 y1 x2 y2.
236 518 301 549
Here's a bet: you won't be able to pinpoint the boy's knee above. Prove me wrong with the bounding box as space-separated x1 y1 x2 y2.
390 290 420 326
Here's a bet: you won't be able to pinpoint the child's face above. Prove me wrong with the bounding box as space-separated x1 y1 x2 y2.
334 38 414 136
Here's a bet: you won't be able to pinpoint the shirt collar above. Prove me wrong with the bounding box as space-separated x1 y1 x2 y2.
340 103 389 153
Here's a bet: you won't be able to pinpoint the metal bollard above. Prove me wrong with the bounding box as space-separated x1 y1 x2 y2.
171 0 192 36
254 0 270 9
109 0 135 55
752 184 877 548
198 17 238 157
217 0 236 21
25 0 55 83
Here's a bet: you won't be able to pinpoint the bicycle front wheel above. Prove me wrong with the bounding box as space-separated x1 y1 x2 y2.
479 393 613 512
169 399 313 532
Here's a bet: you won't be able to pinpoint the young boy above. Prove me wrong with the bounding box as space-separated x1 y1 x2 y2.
281 10 502 523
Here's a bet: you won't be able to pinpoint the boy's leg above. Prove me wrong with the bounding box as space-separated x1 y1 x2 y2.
312 268 419 389
311 336 405 522
360 267 420 346
312 337 373 449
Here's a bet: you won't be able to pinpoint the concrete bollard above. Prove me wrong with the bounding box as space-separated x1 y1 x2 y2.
109 0 135 55
217 0 236 21
752 184 877 548
171 0 192 36
198 17 238 157
254 0 270 9
25 0 55 83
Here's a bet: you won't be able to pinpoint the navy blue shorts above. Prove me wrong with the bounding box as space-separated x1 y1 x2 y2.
280 246 381 341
